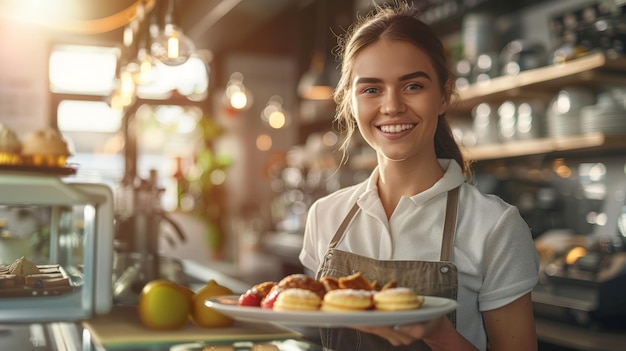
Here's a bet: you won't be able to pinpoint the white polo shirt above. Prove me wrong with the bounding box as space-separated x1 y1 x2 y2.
299 159 539 349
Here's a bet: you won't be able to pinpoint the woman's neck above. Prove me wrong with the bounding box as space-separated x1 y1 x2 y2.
376 155 445 219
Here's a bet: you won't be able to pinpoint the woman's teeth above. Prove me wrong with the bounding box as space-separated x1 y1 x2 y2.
379 124 415 133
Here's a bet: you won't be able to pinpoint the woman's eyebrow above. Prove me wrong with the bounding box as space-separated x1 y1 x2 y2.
354 77 382 85
354 71 431 85
399 71 431 81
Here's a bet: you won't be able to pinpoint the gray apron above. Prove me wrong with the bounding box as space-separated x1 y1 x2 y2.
316 187 460 351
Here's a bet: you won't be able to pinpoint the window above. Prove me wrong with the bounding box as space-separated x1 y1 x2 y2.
50 45 209 200
49 45 118 95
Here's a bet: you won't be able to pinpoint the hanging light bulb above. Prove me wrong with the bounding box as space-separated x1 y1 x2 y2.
128 31 159 85
223 72 252 110
261 95 288 129
127 4 159 86
120 68 136 99
132 47 159 85
109 65 137 111
151 0 195 66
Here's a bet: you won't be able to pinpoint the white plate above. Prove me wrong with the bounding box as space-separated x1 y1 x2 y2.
206 295 457 328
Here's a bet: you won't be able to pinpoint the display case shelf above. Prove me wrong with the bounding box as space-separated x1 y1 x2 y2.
454 52 626 161
462 132 626 161
453 52 626 113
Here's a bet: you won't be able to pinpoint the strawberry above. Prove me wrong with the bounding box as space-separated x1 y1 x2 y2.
237 289 262 307
261 287 283 309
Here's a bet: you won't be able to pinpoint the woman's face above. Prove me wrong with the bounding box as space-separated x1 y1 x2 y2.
350 39 449 163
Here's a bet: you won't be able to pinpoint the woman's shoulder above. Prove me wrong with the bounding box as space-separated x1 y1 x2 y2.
310 181 367 213
459 182 519 215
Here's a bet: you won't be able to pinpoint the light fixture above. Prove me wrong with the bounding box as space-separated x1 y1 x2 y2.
298 0 339 100
127 4 159 85
151 0 195 66
110 22 138 112
261 95 288 129
298 52 339 100
130 46 159 85
223 72 252 111
109 67 137 112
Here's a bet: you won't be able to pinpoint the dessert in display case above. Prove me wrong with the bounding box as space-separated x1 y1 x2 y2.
0 124 114 322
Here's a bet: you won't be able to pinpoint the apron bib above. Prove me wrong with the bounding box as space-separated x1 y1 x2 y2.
316 187 460 351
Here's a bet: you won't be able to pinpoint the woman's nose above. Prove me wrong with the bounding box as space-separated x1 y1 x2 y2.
381 91 405 115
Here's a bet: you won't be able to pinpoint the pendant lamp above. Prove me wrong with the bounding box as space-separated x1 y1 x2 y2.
151 0 195 66
297 0 339 100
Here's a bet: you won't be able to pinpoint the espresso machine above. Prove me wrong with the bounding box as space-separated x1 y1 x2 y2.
110 106 187 305
530 158 626 330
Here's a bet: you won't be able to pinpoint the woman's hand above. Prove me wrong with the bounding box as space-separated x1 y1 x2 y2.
354 316 479 350
354 315 445 346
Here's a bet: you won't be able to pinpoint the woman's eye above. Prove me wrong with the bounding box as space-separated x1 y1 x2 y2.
406 83 423 91
362 87 379 94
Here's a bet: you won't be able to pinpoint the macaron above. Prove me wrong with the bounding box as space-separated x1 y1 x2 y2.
373 287 424 311
272 288 321 311
321 288 373 312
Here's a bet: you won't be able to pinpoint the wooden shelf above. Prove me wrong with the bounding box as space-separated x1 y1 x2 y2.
452 52 626 113
451 52 626 161
462 132 626 161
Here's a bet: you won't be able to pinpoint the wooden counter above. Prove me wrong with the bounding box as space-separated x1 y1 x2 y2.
536 318 626 351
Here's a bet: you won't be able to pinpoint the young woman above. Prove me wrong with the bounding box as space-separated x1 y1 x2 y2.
299 3 539 350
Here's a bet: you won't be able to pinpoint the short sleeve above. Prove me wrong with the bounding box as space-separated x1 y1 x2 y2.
299 201 321 273
478 206 539 311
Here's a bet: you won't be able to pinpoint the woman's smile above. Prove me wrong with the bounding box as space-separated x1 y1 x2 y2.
378 123 416 134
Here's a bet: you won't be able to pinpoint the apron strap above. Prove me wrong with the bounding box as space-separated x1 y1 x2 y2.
329 186 460 256
440 186 460 262
329 202 360 249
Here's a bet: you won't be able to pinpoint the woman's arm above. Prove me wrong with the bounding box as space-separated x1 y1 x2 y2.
354 292 537 350
355 316 478 350
482 292 537 351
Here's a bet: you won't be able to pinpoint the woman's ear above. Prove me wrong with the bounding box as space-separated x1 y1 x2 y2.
439 79 454 114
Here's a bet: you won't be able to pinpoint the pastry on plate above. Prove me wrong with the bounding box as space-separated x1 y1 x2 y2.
0 123 21 165
21 128 71 167
277 274 327 299
9 256 40 276
321 288 373 312
373 287 424 311
272 288 321 311
320 276 340 292
338 272 378 291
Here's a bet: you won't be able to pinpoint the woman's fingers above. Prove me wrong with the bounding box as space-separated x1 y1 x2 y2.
354 324 426 346
353 316 446 346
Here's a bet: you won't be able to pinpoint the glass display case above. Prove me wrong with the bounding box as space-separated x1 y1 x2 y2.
0 171 114 322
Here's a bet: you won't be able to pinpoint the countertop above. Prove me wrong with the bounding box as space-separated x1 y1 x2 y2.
2 257 626 350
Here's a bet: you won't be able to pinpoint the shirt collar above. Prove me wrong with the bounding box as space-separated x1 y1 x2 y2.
359 159 465 206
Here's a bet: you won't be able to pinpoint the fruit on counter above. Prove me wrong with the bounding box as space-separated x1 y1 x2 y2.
190 279 234 328
137 279 192 330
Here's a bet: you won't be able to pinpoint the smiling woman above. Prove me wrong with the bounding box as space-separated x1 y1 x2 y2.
299 3 540 351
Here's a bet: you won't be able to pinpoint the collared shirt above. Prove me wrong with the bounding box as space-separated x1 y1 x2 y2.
300 159 539 347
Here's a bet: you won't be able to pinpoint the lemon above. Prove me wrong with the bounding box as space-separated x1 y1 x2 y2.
138 279 192 330
190 279 234 328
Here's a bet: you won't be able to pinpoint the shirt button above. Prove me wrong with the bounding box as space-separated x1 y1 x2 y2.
326 253 333 259
440 266 449 274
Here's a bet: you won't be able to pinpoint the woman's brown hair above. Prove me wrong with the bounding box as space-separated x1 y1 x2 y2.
332 2 467 173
